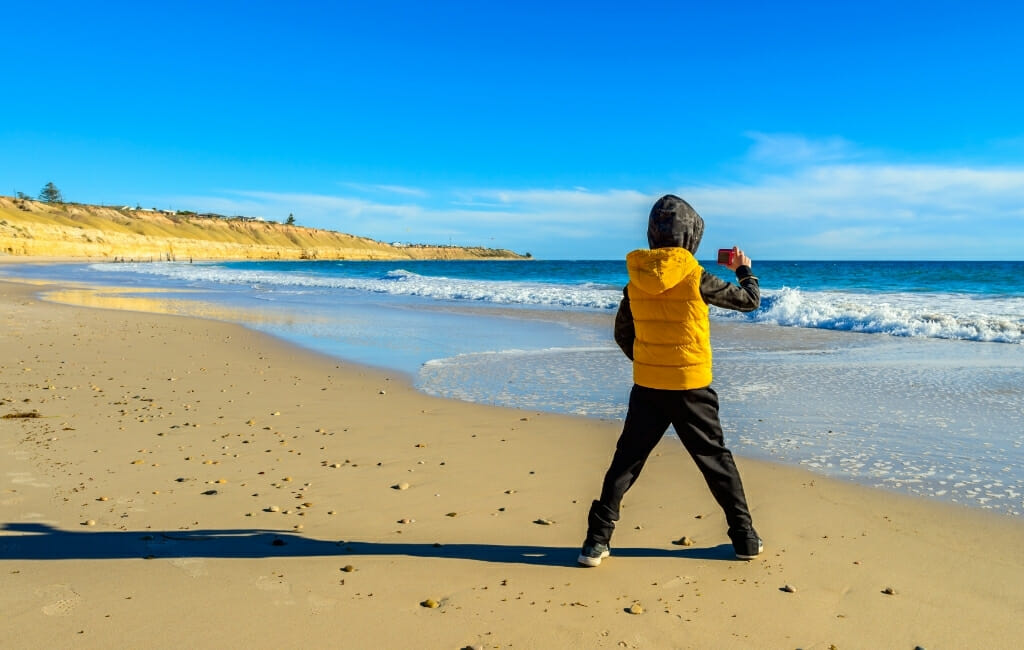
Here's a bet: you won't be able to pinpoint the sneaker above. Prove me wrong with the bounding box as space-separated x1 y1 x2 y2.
577 542 610 567
733 536 764 560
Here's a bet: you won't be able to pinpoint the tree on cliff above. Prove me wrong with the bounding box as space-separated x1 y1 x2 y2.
38 182 63 203
286 213 296 225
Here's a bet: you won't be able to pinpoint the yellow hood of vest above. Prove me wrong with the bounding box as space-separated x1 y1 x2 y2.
626 247 701 294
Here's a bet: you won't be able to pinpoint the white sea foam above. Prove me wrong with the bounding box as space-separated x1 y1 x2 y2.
732 287 1024 344
93 263 1024 343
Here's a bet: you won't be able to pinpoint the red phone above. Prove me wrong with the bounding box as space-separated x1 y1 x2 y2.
717 248 736 266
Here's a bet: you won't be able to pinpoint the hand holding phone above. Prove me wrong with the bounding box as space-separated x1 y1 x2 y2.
717 247 751 270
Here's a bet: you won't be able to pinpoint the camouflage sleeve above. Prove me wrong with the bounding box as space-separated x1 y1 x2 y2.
700 267 760 312
613 287 635 360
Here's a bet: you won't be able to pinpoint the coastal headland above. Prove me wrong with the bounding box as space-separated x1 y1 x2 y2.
0 196 529 261
1 277 1023 649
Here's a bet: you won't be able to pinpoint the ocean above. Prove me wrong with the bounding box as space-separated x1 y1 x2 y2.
3 258 1023 515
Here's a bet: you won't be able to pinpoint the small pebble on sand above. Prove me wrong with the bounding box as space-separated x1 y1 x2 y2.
84 520 96 526
420 598 439 608
882 587 897 595
267 505 281 512
341 565 355 572
781 585 797 593
628 603 644 615
398 518 414 524
533 518 554 525
97 496 109 502
672 536 695 546
393 482 410 490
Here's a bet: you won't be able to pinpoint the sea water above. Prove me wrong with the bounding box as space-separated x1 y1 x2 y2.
4 259 1023 515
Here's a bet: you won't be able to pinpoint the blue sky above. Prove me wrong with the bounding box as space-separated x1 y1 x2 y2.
3 1 1023 260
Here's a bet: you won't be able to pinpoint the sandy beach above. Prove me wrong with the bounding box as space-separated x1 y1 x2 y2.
2 277 1023 649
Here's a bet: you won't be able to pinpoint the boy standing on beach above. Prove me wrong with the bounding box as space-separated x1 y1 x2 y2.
579 194 763 566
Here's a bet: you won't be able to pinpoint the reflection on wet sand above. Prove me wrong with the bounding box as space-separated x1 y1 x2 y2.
40 283 323 329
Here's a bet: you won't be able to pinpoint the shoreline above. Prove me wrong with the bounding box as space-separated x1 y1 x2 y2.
2 278 1023 648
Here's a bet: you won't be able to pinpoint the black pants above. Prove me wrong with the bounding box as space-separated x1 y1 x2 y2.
587 384 754 546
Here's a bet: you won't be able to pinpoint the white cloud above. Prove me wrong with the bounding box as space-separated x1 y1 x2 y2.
168 134 1024 259
744 131 858 166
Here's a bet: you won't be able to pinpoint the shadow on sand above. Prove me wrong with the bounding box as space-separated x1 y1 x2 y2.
0 522 737 566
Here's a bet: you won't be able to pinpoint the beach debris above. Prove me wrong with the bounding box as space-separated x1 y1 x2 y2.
2 410 41 419
627 602 644 615
533 518 554 526
201 489 218 496
882 586 897 595
392 482 410 490
672 536 695 546
420 598 440 608
341 565 355 573
780 584 797 593
446 512 458 517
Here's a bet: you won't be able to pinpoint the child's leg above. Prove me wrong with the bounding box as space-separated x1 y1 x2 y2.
587 385 671 545
670 387 755 536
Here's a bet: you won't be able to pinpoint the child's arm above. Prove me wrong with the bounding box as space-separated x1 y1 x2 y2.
701 250 760 312
613 287 636 360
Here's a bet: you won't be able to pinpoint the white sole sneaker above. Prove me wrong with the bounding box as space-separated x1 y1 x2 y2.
577 548 610 567
735 538 764 560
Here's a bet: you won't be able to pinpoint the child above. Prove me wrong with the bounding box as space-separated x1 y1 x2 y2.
579 194 763 566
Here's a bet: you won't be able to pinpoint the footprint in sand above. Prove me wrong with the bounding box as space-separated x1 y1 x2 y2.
307 593 337 614
169 557 209 577
38 584 82 616
255 575 295 606
7 471 50 488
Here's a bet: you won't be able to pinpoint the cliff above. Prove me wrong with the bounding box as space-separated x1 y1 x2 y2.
0 197 529 261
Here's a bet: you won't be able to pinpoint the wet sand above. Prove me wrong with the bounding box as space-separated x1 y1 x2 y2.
2 278 1023 649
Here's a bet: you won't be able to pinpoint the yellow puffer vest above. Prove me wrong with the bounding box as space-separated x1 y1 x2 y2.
626 247 712 390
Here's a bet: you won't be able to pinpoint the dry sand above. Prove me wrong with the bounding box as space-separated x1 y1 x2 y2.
2 278 1022 649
